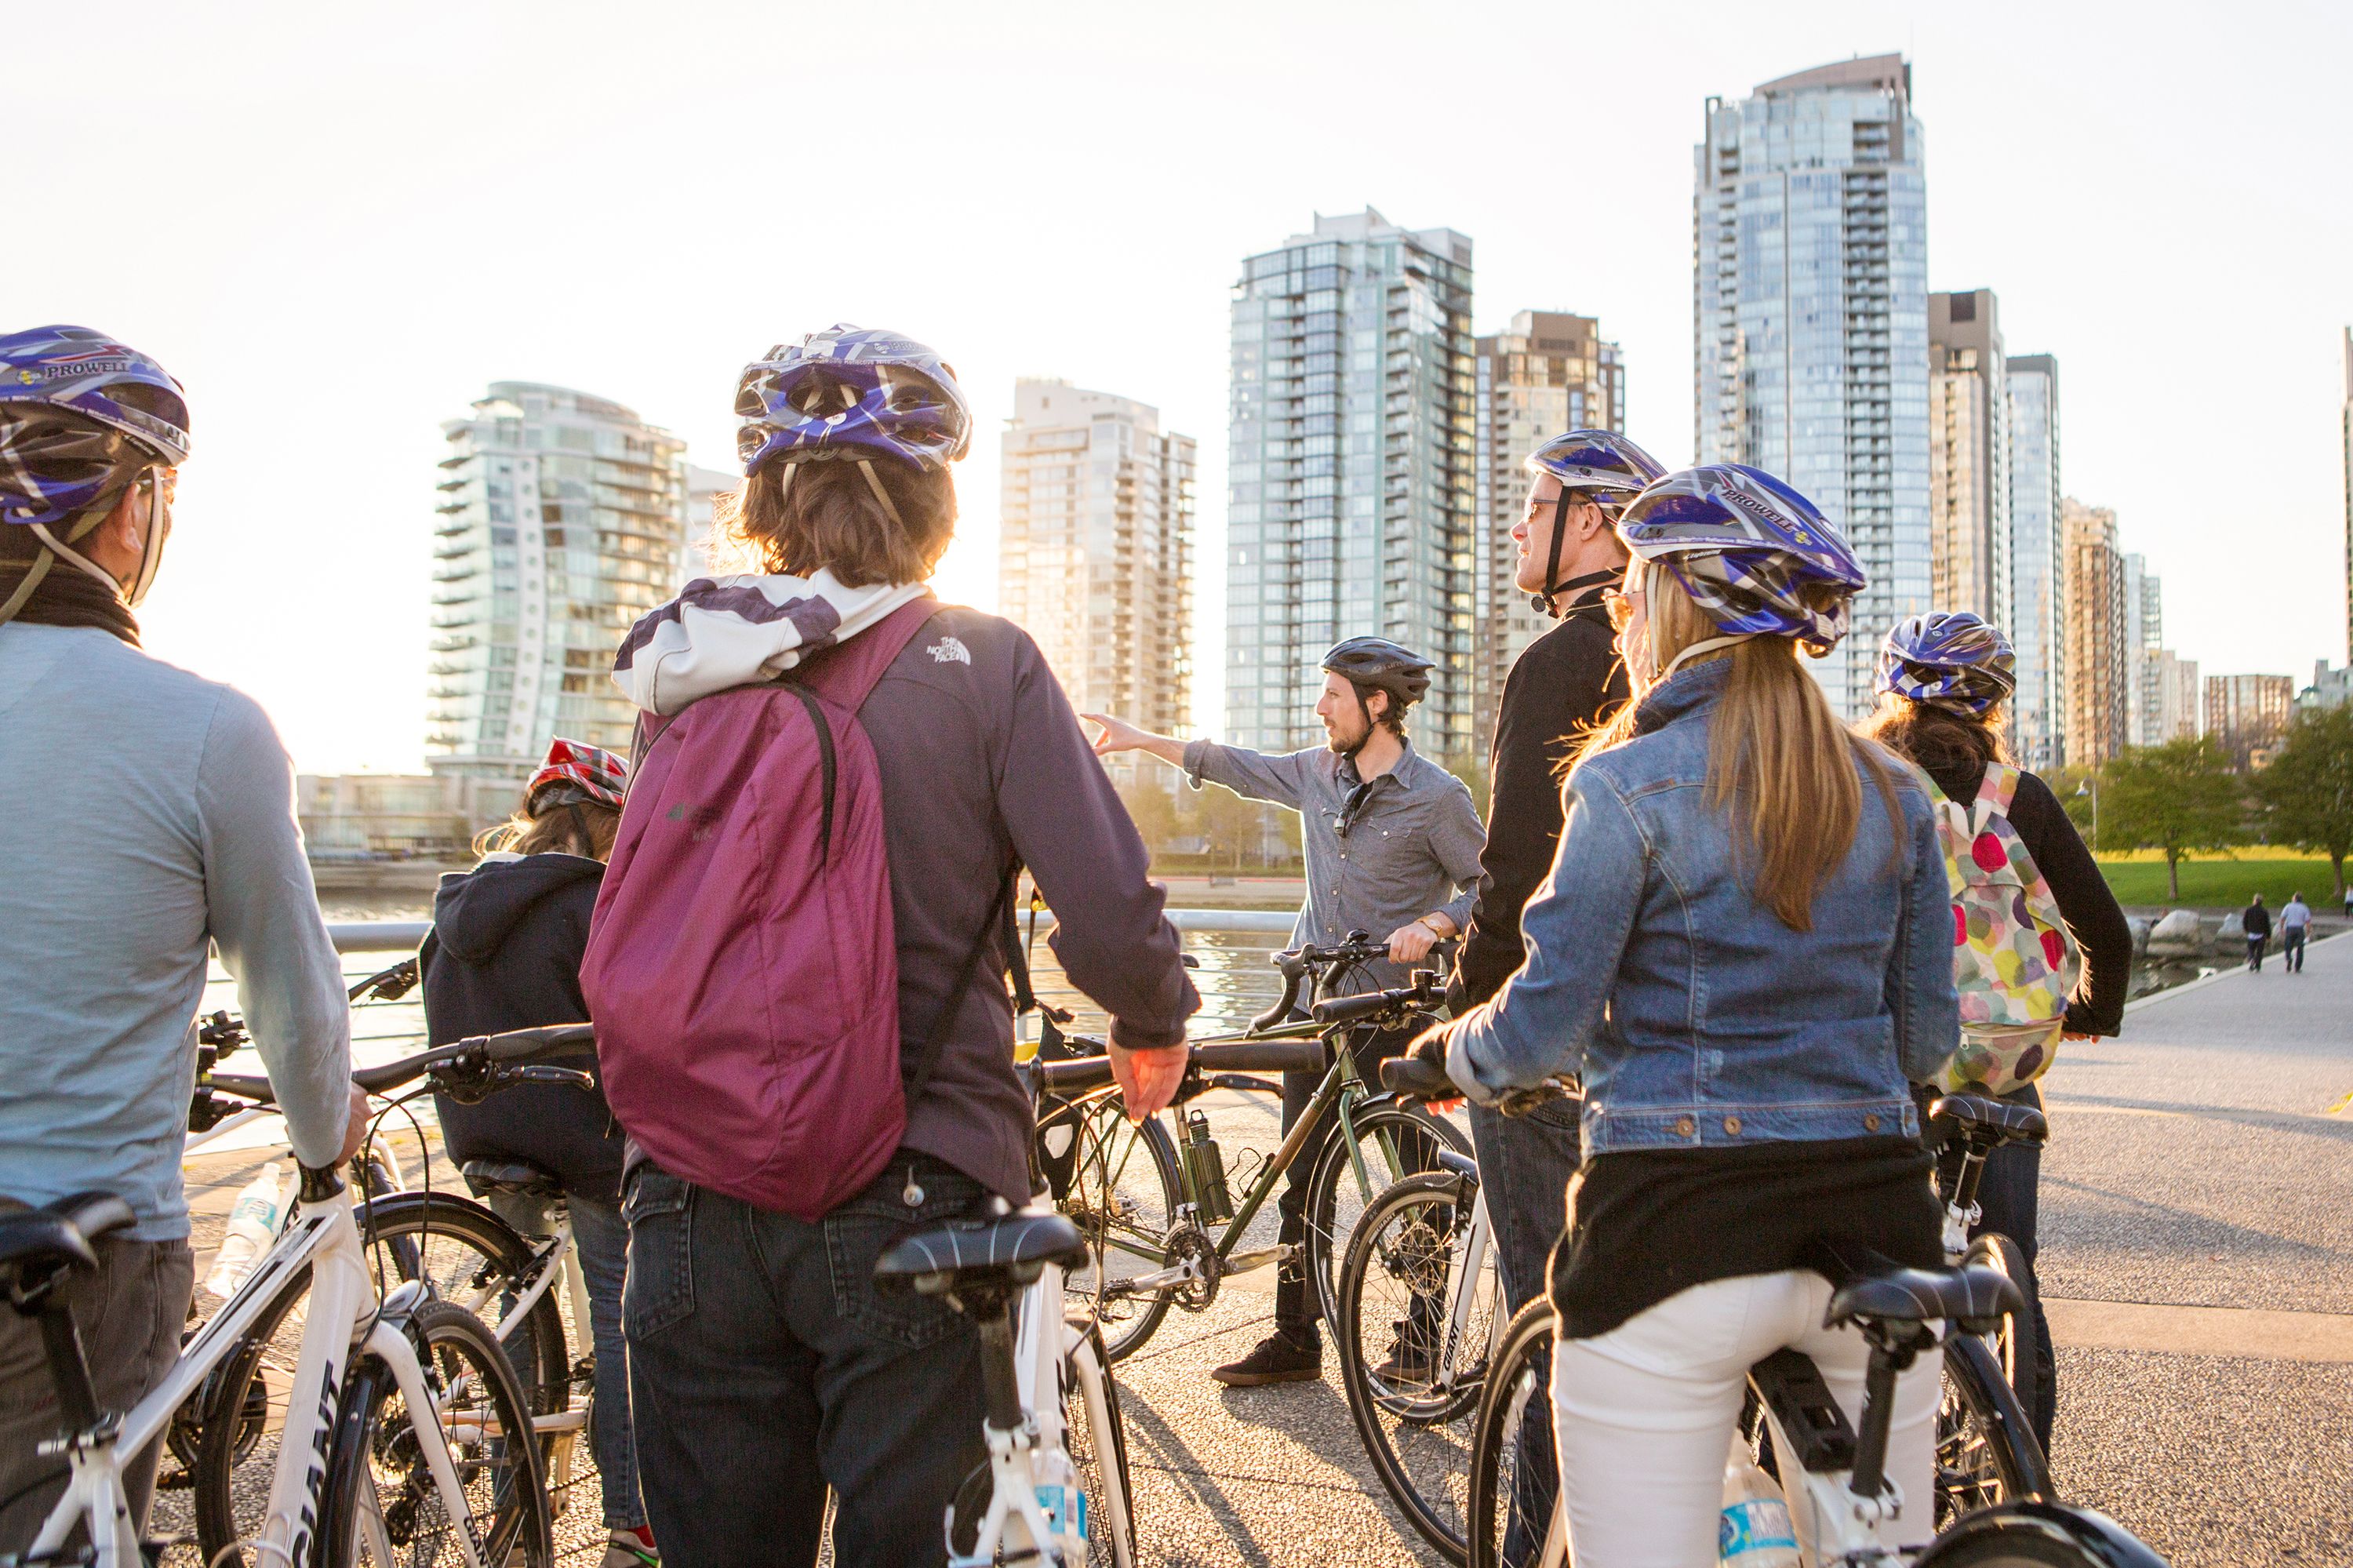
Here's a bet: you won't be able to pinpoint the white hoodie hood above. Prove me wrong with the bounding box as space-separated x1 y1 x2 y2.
610 569 929 715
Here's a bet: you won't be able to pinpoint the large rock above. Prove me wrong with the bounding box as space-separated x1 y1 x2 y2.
2146 909 2206 955
2125 916 2151 957
2215 911 2245 947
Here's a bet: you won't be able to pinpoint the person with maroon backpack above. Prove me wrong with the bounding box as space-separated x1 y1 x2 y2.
580 326 1198 1568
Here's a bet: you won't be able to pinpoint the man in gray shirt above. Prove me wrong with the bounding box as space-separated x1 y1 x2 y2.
1089 636 1485 1384
0 328 365 1551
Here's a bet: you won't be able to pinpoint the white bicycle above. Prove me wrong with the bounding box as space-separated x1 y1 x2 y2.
1 1028 595 1568
873 1206 1135 1568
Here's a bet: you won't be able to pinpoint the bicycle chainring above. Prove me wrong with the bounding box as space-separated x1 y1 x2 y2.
1166 1224 1220 1312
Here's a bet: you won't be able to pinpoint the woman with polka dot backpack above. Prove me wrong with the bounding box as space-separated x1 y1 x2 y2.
1862 609 2133 1451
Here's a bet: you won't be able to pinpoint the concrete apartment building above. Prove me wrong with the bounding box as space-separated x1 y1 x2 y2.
2006 354 2066 770
426 383 686 780
1471 310 1626 744
1928 290 2009 628
2122 553 2167 748
999 378 1195 784
1227 209 1478 755
2206 673 2297 769
2157 651 2201 741
2062 498 2129 767
1697 54 1931 717
676 461 736 585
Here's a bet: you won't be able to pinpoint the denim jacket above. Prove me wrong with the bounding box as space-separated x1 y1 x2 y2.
1442 658 1958 1156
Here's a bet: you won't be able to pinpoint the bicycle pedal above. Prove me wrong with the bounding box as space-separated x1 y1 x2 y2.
1223 1242 1295 1275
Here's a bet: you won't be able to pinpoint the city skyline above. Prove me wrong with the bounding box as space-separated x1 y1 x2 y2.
17 5 2350 772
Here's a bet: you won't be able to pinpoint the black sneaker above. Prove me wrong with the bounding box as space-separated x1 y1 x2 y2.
1212 1330 1322 1386
1373 1330 1439 1386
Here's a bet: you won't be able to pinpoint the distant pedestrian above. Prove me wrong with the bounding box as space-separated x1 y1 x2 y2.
2279 892 2311 973
2243 893 2272 971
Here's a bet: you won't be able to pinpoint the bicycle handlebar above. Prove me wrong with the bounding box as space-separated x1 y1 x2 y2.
1248 933 1389 1033
201 1024 599 1110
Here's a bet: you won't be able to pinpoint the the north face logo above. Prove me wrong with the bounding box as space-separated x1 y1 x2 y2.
927 637 971 666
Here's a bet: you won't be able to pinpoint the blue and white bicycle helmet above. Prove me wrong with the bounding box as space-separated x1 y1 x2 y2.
1 327 189 620
1614 464 1865 673
1522 429 1665 615
1875 612 2017 715
736 325 972 478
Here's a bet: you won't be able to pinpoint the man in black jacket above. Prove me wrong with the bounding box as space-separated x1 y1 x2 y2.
1448 430 1664 1319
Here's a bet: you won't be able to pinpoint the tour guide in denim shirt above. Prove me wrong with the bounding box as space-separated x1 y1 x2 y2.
1086 636 1486 1385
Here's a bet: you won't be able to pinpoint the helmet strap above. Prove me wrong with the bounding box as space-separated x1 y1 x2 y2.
28 521 125 597
856 458 907 530
565 800 592 857
124 468 167 608
1532 489 1575 617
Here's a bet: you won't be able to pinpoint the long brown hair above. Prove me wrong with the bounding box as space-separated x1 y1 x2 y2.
1858 695 2013 776
1569 572 1904 931
711 458 957 586
472 800 621 861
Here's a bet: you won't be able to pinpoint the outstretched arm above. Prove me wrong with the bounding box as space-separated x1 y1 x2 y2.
1083 712 1191 770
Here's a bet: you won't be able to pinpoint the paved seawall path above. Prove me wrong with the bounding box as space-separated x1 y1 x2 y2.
2036 930 2353 1564
155 935 2350 1564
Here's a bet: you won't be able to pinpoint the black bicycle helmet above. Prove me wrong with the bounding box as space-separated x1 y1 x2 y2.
1322 637 1435 711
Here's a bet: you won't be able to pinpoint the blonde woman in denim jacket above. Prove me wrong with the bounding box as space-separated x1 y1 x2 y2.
1413 466 1960 1567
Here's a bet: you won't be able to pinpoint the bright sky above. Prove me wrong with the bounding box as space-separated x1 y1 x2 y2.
17 1 2351 773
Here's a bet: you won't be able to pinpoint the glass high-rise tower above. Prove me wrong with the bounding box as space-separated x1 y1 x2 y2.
999 377 1195 784
1226 209 1477 755
1696 54 1929 716
426 383 686 778
2006 355 2064 771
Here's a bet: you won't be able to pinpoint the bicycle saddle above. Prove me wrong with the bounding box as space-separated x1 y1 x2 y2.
462 1159 567 1201
872 1210 1087 1296
1825 1262 2024 1337
0 1192 136 1304
1929 1093 2049 1147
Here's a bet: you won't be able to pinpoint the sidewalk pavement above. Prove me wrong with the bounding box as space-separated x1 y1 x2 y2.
2035 930 2353 1565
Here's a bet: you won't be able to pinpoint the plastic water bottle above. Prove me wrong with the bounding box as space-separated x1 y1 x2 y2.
1720 1449 1800 1566
202 1162 287 1299
1031 1444 1088 1558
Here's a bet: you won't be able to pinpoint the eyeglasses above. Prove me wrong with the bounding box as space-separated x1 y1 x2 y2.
1602 587 1642 633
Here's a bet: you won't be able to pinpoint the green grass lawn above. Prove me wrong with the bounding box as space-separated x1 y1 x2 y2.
2097 854 2345 910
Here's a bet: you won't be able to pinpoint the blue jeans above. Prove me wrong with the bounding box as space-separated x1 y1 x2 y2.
1937 1083 2057 1456
489 1191 644 1531
2282 927 2308 971
622 1153 990 1568
1470 1096 1582 1568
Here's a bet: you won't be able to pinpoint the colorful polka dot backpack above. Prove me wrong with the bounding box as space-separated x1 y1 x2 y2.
1927 762 2080 1095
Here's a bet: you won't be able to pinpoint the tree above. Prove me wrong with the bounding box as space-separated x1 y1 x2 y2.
2093 737 2246 900
2255 705 2353 900
1118 777 1180 860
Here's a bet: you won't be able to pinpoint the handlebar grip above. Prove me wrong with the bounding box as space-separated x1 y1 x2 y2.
1310 989 1406 1027
1189 1039 1329 1076
1249 967 1304 1035
482 1024 596 1061
205 1072 278 1106
1034 1055 1118 1096
1380 1056 1457 1102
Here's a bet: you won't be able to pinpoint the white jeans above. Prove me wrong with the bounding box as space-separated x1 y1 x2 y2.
1550 1271 1941 1567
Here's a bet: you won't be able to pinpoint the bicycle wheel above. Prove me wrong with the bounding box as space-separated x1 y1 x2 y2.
1966 1232 2044 1438
1467 1300 1563 1568
1337 1171 1501 1564
322 1297 553 1567
192 1192 567 1567
1064 1324 1137 1568
1304 1100 1469 1330
1042 1093 1181 1362
1937 1331 2052 1526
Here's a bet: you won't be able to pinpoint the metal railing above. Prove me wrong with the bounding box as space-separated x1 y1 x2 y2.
323 908 1296 954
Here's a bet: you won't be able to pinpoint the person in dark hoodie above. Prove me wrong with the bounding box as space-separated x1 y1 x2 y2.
418 738 654 1568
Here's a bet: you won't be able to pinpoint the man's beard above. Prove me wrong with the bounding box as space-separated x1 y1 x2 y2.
1325 719 1368 755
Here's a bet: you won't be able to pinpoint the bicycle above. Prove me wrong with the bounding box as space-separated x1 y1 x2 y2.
1464 1274 2163 1567
1031 937 1467 1362
0 1027 587 1566
1358 1060 2063 1565
862 1039 1151 1566
175 1024 596 1565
